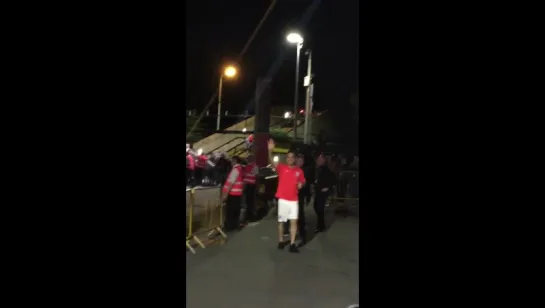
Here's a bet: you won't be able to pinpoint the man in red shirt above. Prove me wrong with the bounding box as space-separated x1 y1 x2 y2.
245 134 254 151
268 139 305 253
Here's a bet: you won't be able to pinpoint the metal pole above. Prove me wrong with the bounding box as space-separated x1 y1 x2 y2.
216 76 223 131
303 50 312 144
308 83 314 144
293 43 302 139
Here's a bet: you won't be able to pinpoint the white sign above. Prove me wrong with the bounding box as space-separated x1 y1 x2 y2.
304 75 310 87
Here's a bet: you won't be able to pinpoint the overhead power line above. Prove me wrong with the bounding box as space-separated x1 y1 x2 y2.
186 0 278 138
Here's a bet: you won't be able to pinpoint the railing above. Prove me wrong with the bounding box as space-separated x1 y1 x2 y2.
206 137 246 155
226 140 248 157
329 169 359 217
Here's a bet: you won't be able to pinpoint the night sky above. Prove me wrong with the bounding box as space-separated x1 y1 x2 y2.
186 0 359 133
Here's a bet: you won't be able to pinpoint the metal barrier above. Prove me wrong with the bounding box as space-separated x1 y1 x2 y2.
330 170 359 216
186 188 227 254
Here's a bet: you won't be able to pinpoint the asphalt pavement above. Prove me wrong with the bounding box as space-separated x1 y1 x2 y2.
186 202 360 308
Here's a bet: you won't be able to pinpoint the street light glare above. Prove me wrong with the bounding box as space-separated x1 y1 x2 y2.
284 111 291 119
242 127 247 132
286 33 303 44
224 66 237 78
273 156 279 162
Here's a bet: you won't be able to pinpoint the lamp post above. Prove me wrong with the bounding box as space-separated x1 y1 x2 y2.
286 32 304 140
217 65 237 131
303 49 313 144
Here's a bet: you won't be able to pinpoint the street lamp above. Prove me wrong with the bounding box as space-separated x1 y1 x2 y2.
217 65 238 130
286 32 304 139
284 111 291 119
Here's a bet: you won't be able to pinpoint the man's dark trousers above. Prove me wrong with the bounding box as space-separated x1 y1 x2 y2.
314 190 330 231
244 184 256 222
298 188 311 239
224 195 242 231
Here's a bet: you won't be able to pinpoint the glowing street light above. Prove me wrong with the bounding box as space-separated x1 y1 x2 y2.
284 111 291 119
242 127 247 132
286 33 304 44
217 65 238 130
224 66 237 78
286 32 304 138
273 156 279 163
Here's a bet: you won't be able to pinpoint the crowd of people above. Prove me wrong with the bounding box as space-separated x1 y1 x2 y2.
186 144 233 188
186 139 360 253
218 139 359 253
186 134 257 188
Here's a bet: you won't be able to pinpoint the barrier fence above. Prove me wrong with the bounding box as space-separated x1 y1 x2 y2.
185 168 358 253
186 188 227 254
330 170 359 217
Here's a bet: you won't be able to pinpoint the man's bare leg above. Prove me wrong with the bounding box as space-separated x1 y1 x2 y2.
278 222 289 250
288 219 300 252
289 219 298 245
278 222 284 243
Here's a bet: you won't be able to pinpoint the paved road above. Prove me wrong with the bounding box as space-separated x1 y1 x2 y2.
186 204 360 308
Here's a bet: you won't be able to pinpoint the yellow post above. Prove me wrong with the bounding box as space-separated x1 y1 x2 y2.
187 188 195 238
187 188 206 251
186 240 196 254
216 200 227 239
186 189 196 254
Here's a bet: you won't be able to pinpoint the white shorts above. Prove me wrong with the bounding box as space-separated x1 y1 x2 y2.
277 199 298 222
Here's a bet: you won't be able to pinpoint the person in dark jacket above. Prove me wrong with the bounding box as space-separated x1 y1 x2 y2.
216 153 231 186
314 154 335 232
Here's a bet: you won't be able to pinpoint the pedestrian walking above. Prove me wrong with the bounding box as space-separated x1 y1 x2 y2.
314 154 335 232
202 154 215 186
221 156 244 231
284 153 313 245
242 154 259 223
209 152 222 186
268 139 305 253
194 152 207 186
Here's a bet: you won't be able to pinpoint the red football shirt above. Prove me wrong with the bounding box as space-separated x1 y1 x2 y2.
275 163 306 201
186 155 194 170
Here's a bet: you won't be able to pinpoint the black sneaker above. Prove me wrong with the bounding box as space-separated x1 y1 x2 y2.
289 244 300 253
278 241 289 250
